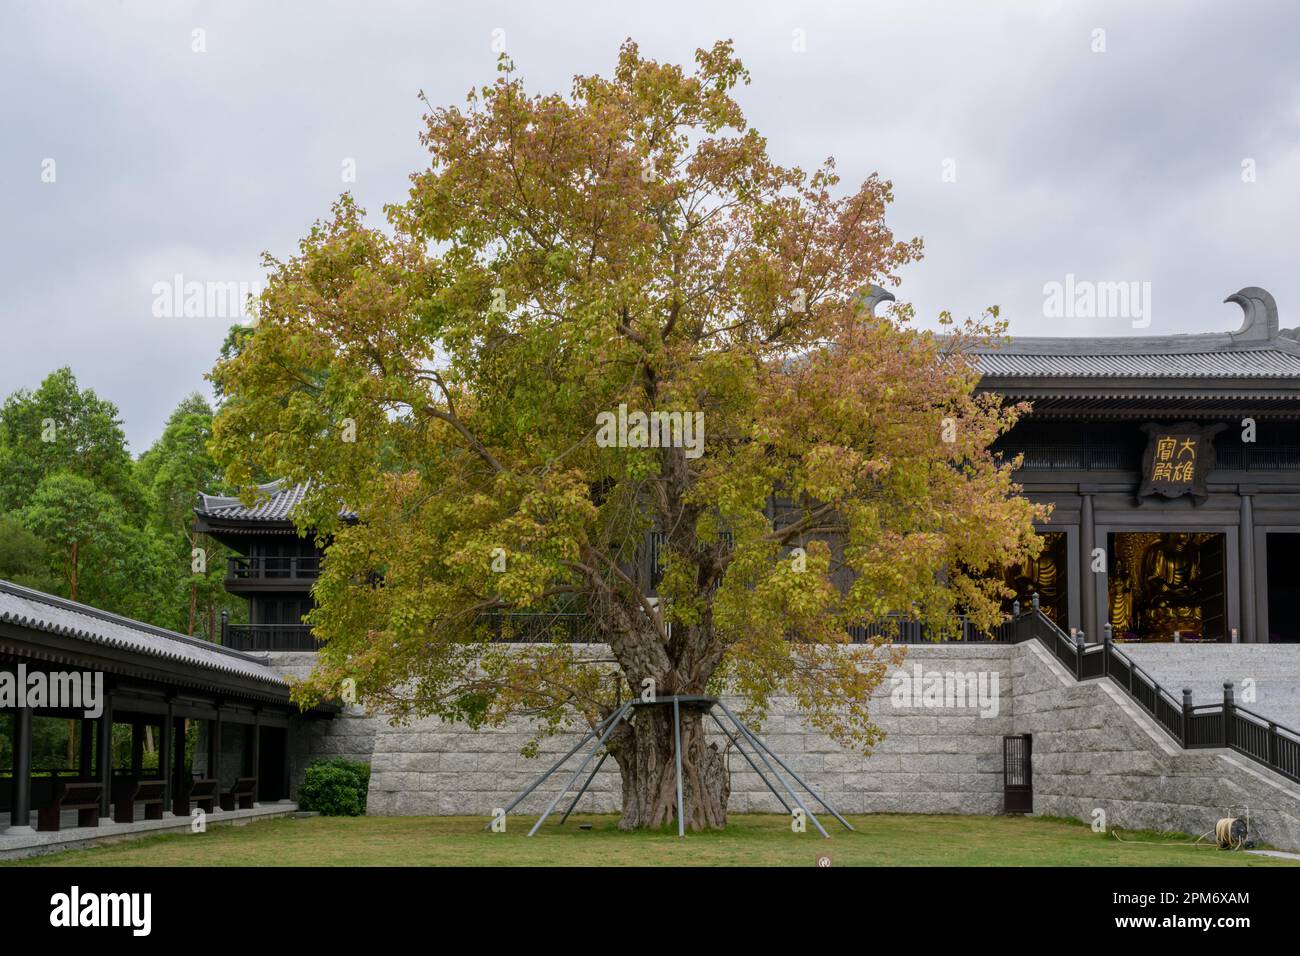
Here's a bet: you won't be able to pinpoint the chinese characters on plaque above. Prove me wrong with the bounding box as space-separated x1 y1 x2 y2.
1138 422 1225 504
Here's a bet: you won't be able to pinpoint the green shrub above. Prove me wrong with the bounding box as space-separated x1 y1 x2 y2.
298 758 371 816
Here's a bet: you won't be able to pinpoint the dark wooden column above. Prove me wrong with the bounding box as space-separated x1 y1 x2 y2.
159 702 173 813
211 709 223 794
1239 491 1256 643
78 717 94 779
96 691 114 818
9 706 34 831
172 716 187 813
1080 492 1098 642
130 720 144 776
250 711 261 805
281 726 291 802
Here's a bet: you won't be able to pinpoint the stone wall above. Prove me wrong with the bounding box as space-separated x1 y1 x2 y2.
268 652 382 795
267 643 1300 849
286 645 1015 819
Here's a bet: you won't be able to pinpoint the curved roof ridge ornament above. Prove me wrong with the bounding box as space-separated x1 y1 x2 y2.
857 284 896 317
1225 286 1279 343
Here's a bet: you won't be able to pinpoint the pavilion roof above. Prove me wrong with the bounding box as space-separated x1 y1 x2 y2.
0 580 287 690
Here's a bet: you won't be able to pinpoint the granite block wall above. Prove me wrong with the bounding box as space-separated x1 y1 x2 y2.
265 643 1300 849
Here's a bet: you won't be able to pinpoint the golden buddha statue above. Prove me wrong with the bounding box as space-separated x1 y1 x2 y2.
1008 538 1063 623
1138 533 1202 640
1108 556 1135 638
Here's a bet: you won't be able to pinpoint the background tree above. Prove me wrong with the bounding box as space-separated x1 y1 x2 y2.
0 515 59 592
211 41 1044 831
0 373 229 636
18 471 126 602
0 367 142 517
136 393 242 639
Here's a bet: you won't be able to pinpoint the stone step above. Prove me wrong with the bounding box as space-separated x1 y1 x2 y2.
1121 645 1300 730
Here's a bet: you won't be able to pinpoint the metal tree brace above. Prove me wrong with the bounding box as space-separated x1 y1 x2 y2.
488 695 855 838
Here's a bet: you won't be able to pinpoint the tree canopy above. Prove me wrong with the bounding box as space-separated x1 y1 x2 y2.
0 371 241 638
211 40 1044 829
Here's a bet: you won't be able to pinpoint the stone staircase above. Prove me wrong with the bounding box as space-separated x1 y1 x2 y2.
1121 644 1300 731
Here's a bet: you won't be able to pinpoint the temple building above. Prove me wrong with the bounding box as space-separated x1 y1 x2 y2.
978 286 1300 644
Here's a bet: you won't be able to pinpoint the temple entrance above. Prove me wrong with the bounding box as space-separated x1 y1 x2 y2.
1266 533 1300 643
1107 532 1226 642
1003 531 1068 628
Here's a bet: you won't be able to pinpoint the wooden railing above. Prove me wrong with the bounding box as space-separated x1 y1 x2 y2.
227 555 321 581
1007 598 1300 785
846 615 1016 644
478 611 602 643
222 623 320 651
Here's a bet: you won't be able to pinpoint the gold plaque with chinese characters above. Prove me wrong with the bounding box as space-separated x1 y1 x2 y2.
1137 422 1225 504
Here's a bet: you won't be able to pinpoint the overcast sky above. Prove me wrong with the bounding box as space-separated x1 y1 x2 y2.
3 0 1299 453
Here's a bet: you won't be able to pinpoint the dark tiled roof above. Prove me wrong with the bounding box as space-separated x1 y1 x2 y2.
0 580 286 687
196 479 309 521
974 348 1300 379
195 479 355 524
972 287 1300 388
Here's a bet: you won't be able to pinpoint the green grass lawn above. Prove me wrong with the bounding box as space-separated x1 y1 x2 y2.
8 813 1298 867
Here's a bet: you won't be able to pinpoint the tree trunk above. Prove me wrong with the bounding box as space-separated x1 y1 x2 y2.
607 705 729 831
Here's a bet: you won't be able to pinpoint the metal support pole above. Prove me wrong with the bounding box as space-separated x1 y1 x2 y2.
745 723 856 832
560 751 608 825
673 697 685 838
714 701 830 838
485 707 623 830
717 700 854 833
708 710 790 813
528 702 631 836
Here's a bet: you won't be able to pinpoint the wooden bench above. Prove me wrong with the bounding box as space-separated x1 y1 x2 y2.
112 778 167 824
221 777 257 812
173 777 218 816
37 780 103 831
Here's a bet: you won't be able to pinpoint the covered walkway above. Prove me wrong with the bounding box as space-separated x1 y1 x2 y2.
1 581 326 844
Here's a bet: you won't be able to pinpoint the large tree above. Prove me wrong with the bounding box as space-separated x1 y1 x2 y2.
211 41 1043 831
